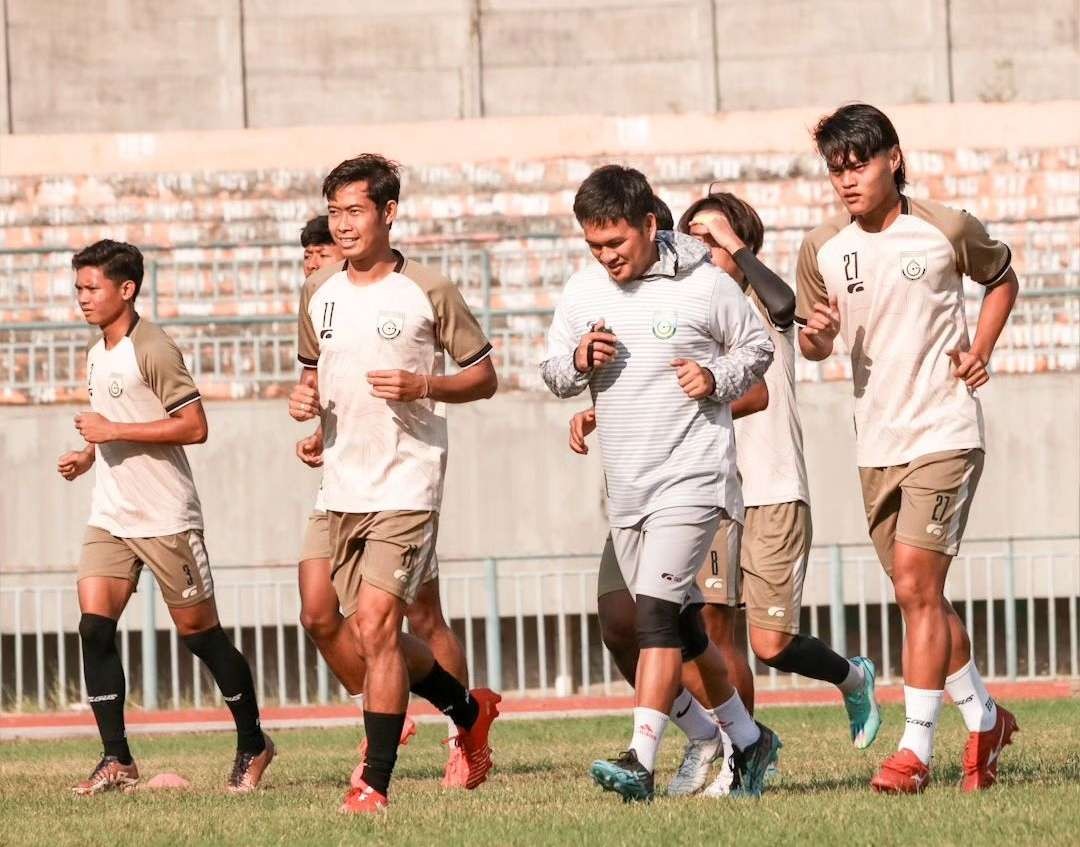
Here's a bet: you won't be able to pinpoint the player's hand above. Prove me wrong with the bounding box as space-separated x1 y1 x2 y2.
671 359 716 399
693 210 746 256
289 382 320 421
57 448 93 481
573 320 618 373
569 408 596 455
367 369 427 402
947 348 990 390
295 429 324 468
802 295 841 344
73 412 116 444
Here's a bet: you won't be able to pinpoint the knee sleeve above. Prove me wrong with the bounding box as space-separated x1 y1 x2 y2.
635 595 682 649
79 613 118 656
678 603 709 662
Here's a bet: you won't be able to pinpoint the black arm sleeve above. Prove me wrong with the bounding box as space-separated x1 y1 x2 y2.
733 247 796 330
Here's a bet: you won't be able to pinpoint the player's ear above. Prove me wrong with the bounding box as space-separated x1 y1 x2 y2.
120 279 137 302
383 199 398 229
644 212 657 241
888 145 902 176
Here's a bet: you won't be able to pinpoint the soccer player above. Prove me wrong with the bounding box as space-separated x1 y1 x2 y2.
301 215 345 277
288 154 501 814
58 239 272 796
796 103 1020 793
542 164 780 802
293 216 475 789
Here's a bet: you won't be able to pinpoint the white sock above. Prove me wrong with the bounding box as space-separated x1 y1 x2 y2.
710 690 760 752
447 715 458 738
897 686 944 765
837 659 866 695
350 692 364 713
629 707 669 773
945 659 997 732
670 689 720 742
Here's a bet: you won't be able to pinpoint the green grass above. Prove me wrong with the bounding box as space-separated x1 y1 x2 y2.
1 699 1078 846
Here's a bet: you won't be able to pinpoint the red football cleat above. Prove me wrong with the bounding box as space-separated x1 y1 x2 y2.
870 749 931 795
352 716 417 788
339 780 389 815
443 688 501 790
961 705 1019 792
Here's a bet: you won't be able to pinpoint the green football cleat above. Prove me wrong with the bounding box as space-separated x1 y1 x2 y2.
844 656 882 749
731 723 782 798
590 749 655 803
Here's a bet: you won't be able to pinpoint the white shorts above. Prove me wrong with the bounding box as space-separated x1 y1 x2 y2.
609 506 722 606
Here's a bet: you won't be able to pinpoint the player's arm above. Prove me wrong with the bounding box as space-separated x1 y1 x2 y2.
794 234 839 361
692 280 773 404
291 279 322 420
367 356 497 404
568 407 596 455
296 422 323 468
540 286 611 399
74 401 208 446
57 442 95 480
947 213 1020 389
730 379 769 419
289 366 320 421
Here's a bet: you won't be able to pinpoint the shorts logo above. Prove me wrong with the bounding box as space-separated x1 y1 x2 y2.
377 311 405 340
901 252 927 281
660 572 678 583
392 568 409 582
108 374 123 398
767 606 785 618
925 523 944 538
181 586 198 599
705 577 724 590
651 310 678 340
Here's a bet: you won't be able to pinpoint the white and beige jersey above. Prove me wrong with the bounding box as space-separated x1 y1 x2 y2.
297 252 492 514
735 288 810 508
795 196 1012 468
85 316 204 537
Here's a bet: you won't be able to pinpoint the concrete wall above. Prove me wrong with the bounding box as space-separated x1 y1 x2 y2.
0 0 1077 134
2 373 1077 574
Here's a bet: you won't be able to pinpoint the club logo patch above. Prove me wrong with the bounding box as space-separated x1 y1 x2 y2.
901 252 927 281
108 374 123 398
376 311 405 340
651 310 678 340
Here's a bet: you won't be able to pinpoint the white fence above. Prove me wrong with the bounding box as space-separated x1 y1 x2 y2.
1 537 1076 712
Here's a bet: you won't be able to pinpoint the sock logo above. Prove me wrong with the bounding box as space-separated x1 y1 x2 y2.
905 718 934 728
985 697 994 711
674 702 692 719
87 693 119 703
223 693 242 703
636 724 657 740
955 694 975 705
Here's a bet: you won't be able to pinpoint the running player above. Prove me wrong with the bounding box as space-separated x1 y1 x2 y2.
59 239 272 796
542 164 780 802
796 103 1019 793
288 154 501 814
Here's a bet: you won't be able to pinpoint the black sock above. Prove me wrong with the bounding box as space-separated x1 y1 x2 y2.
79 613 132 765
763 634 852 685
360 711 406 796
410 661 479 729
183 625 265 754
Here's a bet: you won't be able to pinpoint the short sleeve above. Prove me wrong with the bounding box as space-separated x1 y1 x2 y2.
794 235 828 326
427 282 493 368
134 324 200 414
954 211 1012 285
297 280 319 367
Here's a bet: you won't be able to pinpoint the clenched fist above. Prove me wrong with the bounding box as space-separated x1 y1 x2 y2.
671 358 716 400
289 382 320 421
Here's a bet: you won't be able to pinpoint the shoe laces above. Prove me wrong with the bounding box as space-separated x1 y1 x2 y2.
229 750 257 786
674 739 713 778
88 754 114 780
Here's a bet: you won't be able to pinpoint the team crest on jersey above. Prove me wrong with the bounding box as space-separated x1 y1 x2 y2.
901 252 927 281
107 373 124 398
651 310 678 340
376 311 405 340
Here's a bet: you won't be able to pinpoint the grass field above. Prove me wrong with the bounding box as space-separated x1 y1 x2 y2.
1 699 1078 846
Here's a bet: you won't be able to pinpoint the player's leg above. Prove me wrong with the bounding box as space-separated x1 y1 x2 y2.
407 572 468 686
742 502 879 748
74 530 140 796
148 531 271 793
701 606 754 710
596 534 640 683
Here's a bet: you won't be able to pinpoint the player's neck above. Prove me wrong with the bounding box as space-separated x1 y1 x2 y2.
100 308 138 349
345 245 398 286
855 191 903 234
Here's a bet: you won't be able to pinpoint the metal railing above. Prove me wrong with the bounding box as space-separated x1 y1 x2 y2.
1 536 1076 711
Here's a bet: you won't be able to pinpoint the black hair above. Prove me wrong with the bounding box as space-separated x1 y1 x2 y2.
653 195 674 231
573 165 656 230
322 154 401 207
300 215 334 247
71 239 144 297
812 103 906 189
677 191 764 255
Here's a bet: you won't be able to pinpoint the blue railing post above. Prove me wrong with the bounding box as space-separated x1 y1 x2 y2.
484 557 502 689
829 544 847 654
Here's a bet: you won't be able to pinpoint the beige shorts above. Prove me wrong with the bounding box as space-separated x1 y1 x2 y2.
738 500 812 635
328 510 439 613
77 525 214 608
299 511 331 562
859 449 984 577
